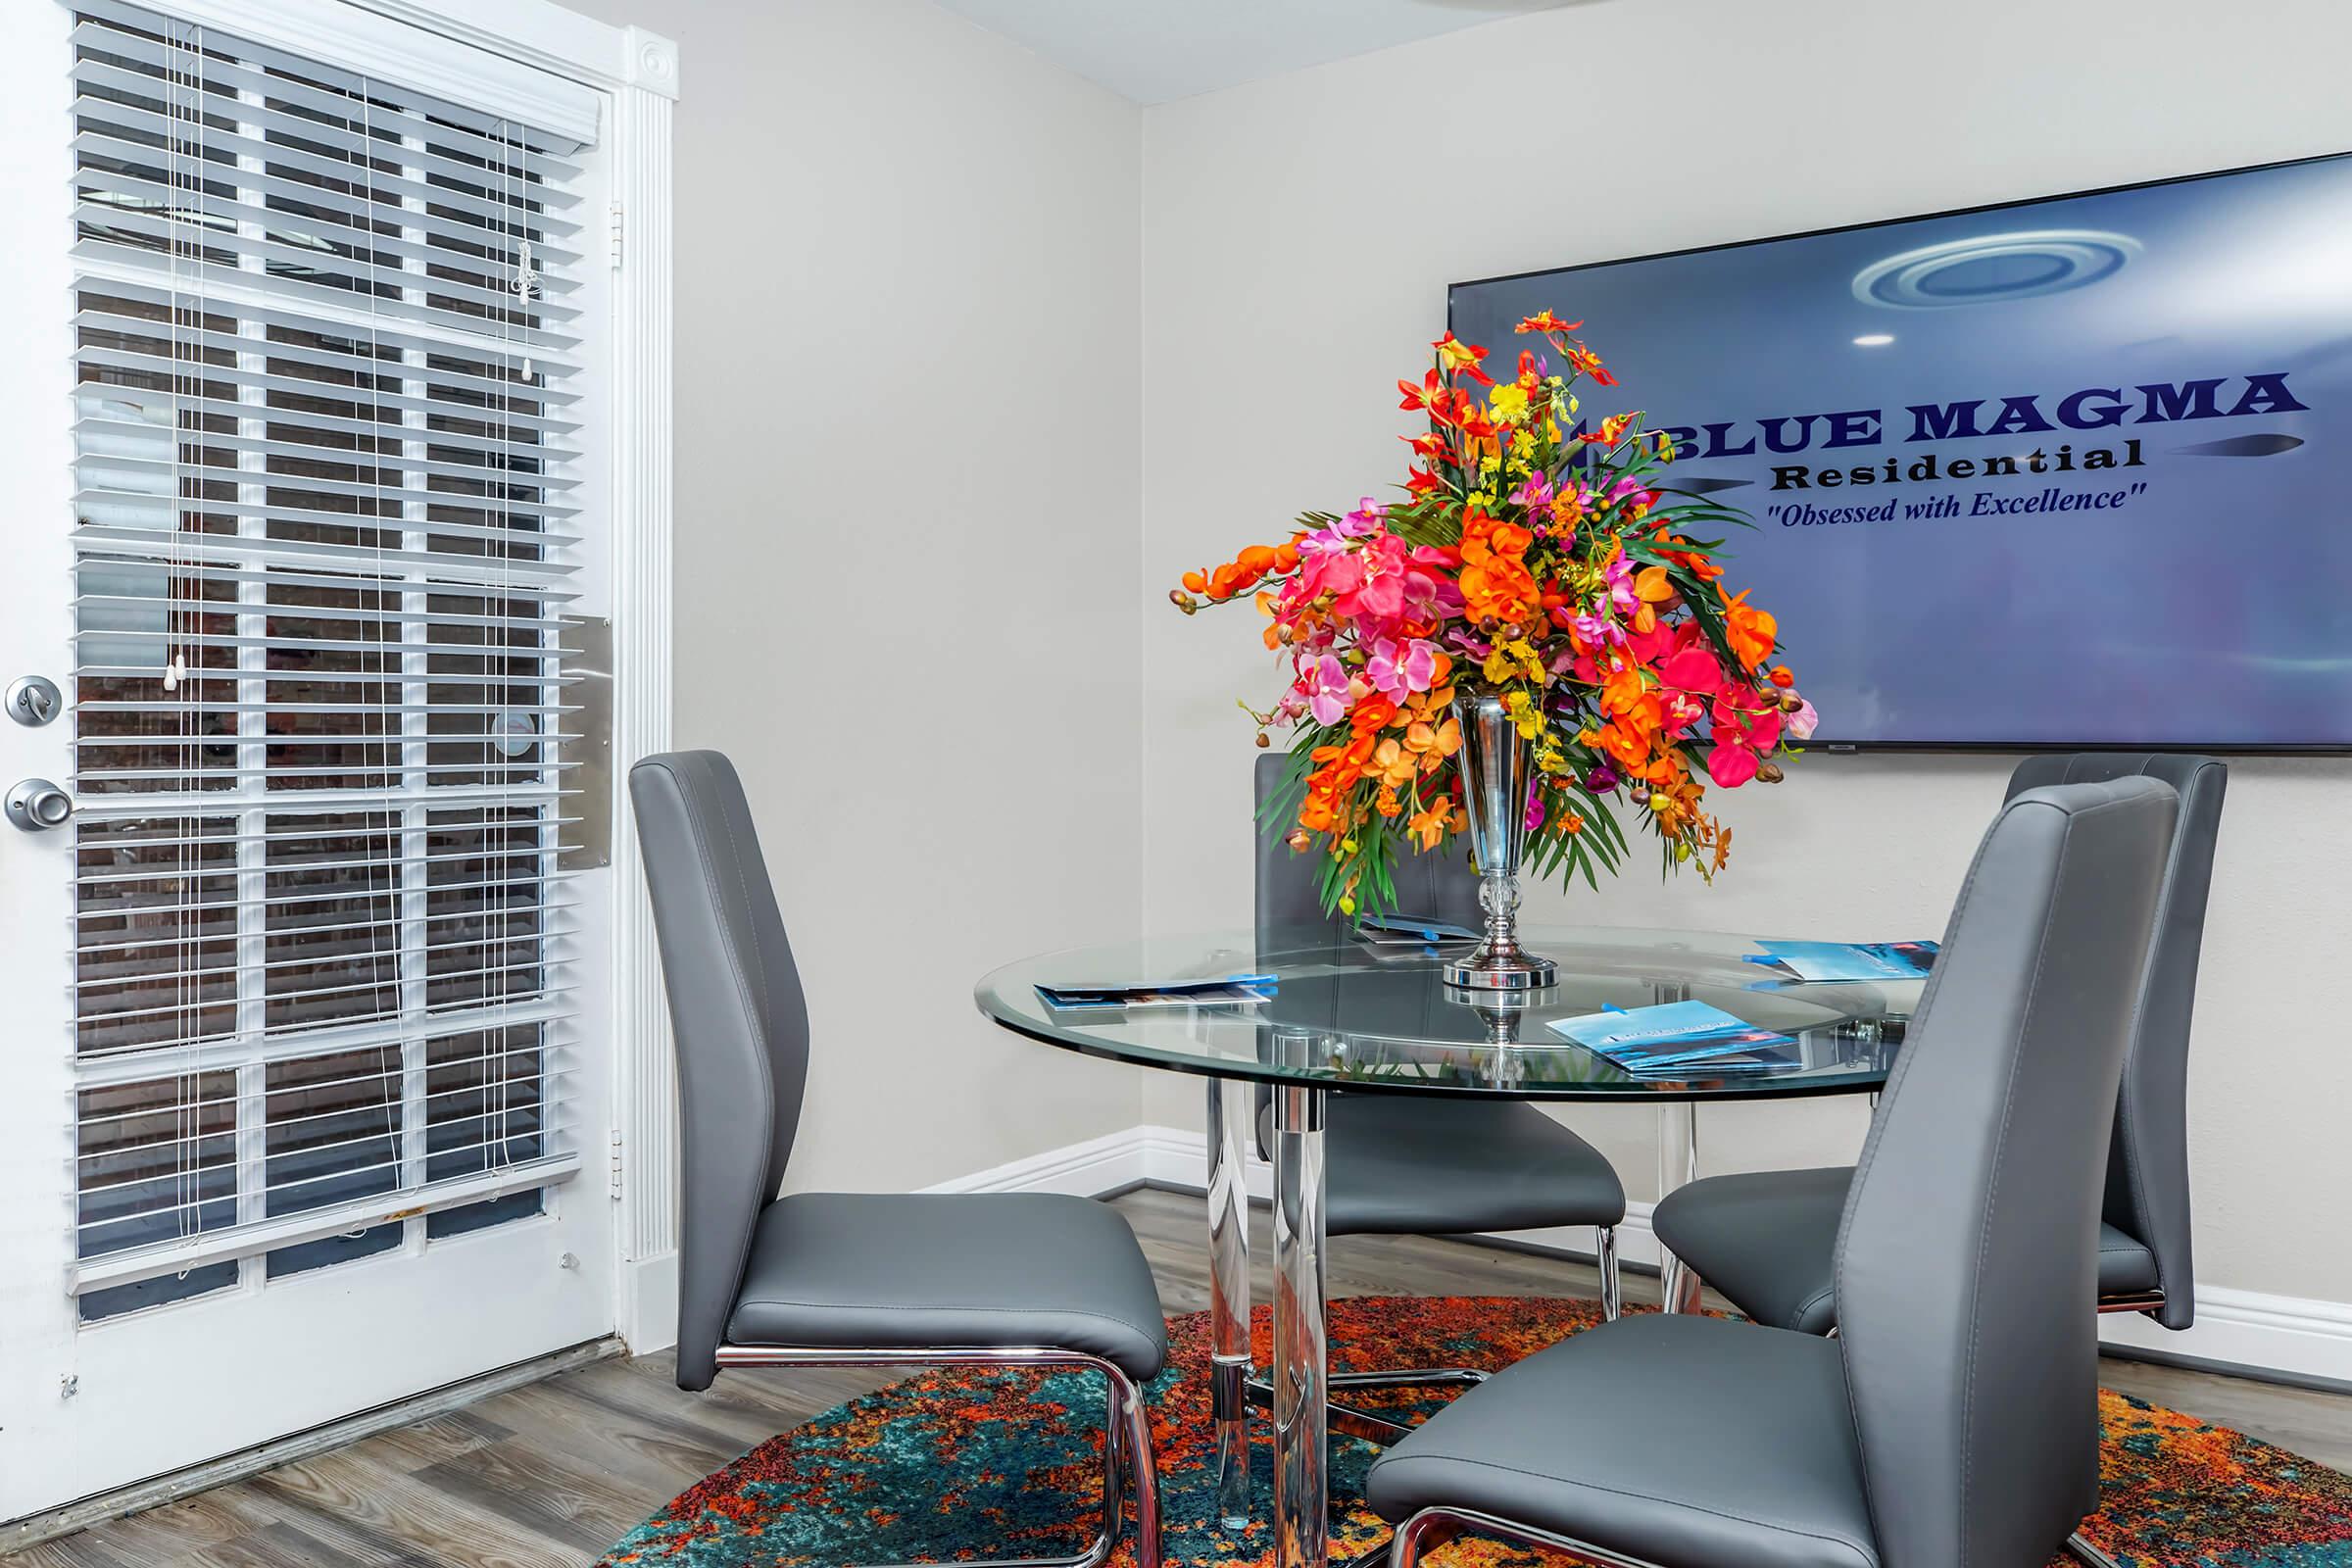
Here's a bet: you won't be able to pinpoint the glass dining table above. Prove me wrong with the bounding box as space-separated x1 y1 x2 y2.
974 923 1921 1568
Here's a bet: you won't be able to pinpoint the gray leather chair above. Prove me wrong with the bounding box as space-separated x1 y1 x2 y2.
1366 776 2180 1568
1253 756 1626 1440
1652 753 2226 1335
631 751 1165 1568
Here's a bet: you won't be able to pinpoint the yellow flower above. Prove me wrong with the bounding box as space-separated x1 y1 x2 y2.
1490 383 1529 423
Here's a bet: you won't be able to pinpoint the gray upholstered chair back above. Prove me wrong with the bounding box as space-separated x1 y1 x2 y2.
629 752 813 1391
1253 752 1480 937
1835 777 2177 1568
2002 754 2226 1329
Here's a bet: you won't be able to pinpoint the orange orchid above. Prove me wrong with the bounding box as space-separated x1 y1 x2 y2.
1564 340 1619 387
1432 332 1494 386
1514 312 1584 335
1719 587 1779 670
1370 737 1419 789
1398 368 1451 420
1406 798 1457 850
1631 564 1677 634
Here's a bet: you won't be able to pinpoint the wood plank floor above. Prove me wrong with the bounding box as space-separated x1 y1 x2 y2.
16 1186 2351 1566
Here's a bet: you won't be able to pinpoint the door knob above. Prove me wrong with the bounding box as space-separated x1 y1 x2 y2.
7 779 73 831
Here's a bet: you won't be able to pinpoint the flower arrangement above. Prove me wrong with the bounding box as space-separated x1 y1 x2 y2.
1169 315 1816 918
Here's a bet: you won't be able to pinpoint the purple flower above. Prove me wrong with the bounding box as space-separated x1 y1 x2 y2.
1524 783 1545 833
1584 761 1620 794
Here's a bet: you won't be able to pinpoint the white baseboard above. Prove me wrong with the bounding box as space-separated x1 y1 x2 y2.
919 1124 1168 1197
2097 1285 2352 1387
930 1123 2352 1390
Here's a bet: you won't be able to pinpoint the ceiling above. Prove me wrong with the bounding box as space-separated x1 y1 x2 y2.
930 0 1577 105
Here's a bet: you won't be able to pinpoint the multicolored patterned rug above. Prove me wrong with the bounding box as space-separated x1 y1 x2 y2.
599 1296 2352 1566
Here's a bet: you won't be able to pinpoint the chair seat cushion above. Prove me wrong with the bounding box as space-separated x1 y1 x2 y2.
724 1193 1167 1381
1323 1094 1627 1237
1365 1313 1878 1568
2098 1222 2160 1296
1652 1166 2163 1334
1652 1166 1852 1335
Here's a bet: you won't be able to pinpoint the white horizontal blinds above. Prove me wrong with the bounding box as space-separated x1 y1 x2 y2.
68 4 590 1314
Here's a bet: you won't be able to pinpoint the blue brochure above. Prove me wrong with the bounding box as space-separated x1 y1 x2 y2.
1353 911 1481 945
1546 1000 1800 1077
1745 940 1937 984
1035 975 1275 1012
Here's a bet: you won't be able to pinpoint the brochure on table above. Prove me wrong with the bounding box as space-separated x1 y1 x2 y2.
1744 940 1937 983
1035 975 1276 1012
1546 999 1801 1077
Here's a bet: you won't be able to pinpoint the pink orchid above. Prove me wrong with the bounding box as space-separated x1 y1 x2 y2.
1299 653 1352 727
1570 610 1620 648
1366 637 1443 700
1603 475 1655 512
1601 551 1639 615
1654 646 1725 697
1705 694 1785 788
1708 741 1760 788
1787 699 1820 741
1508 472 1556 509
1332 533 1412 627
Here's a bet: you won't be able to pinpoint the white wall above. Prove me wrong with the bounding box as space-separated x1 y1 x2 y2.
561 0 1150 1192
1139 0 2352 1306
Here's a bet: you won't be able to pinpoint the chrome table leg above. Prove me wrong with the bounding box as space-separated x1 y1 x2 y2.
1272 1083 1329 1568
1656 1100 1705 1314
1205 1076 1253 1530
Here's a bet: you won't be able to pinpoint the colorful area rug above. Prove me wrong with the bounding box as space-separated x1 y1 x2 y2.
599 1296 2352 1566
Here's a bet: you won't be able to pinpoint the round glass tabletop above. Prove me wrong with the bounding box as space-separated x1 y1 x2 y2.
975 924 1919 1102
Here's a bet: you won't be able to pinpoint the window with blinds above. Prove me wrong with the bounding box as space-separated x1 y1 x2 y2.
67 0 590 1320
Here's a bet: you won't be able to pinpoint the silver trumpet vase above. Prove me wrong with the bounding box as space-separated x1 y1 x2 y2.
1445 687 1558 992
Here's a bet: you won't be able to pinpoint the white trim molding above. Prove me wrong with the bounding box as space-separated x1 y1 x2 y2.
607 56 679 1354
926 1124 2352 1391
2097 1285 2352 1388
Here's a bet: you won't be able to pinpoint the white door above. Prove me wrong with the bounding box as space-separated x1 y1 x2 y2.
0 0 618 1519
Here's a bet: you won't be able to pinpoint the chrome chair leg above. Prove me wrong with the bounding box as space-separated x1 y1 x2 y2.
1390 1506 1661 1568
1596 1225 1622 1322
710 1346 1162 1568
1251 1225 1624 1446
1244 1365 1488 1446
1657 1250 1704 1315
2066 1532 2123 1568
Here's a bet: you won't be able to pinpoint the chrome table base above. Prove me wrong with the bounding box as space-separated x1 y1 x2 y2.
1204 1073 1332 1568
1272 1082 1329 1568
1203 1079 1254 1531
1204 1075 1627 1567
1654 1100 1706 1316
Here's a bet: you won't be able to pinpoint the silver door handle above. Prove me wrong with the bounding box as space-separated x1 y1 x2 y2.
7 779 73 831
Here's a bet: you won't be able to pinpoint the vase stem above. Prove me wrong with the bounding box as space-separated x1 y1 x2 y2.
1445 688 1557 993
